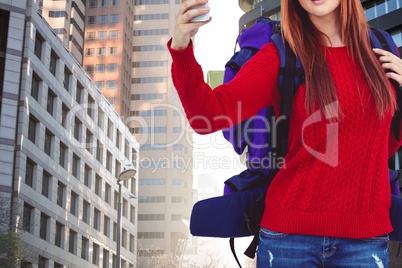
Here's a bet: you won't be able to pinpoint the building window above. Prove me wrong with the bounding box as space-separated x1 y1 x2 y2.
23 203 33 232
104 183 111 205
70 191 79 216
100 0 108 7
48 11 67 18
25 159 35 187
107 80 116 89
103 249 109 268
113 222 117 242
98 109 104 129
108 63 117 72
55 221 64 248
99 15 107 24
86 48 94 56
38 256 48 268
109 30 118 39
72 154 80 178
83 200 90 224
129 234 135 253
76 81 83 104
131 77 167 84
63 67 71 91
109 47 117 55
54 263 63 268
171 214 182 221
46 89 56 116
111 0 120 6
96 64 105 73
28 115 38 144
59 142 67 168
104 215 110 237
112 254 117 268
92 243 100 265
171 196 183 203
114 190 119 209
96 141 103 164
74 117 82 141
138 232 164 239
31 73 40 101
40 213 49 240
95 81 104 90
98 31 107 39
138 214 164 221
85 129 95 154
42 171 51 198
88 16 96 24
85 65 94 74
98 47 106 56
106 151 113 172
95 174 102 196
69 229 77 255
130 206 136 224
122 228 127 248
118 163 124 187
61 104 69 128
122 199 128 218
44 129 53 156
49 51 58 76
94 208 101 231
89 0 97 8
138 196 165 203
57 181 66 208
87 32 95 40
84 164 91 188
81 237 89 260
34 32 43 59
133 29 168 36
110 14 119 23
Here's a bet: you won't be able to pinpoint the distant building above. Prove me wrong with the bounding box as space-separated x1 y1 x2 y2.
130 1 194 260
0 1 139 267
39 0 85 64
82 0 134 119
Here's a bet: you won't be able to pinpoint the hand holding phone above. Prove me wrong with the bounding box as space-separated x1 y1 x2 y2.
190 3 210 22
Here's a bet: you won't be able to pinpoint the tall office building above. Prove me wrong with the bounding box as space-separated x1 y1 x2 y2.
0 1 139 267
83 0 134 119
130 0 194 261
39 0 86 64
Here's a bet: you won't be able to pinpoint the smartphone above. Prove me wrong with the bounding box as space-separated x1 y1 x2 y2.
190 3 210 22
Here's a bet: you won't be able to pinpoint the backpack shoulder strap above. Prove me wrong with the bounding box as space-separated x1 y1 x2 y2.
271 33 304 155
369 27 401 141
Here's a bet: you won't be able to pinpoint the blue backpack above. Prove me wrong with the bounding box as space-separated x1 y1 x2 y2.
190 18 402 267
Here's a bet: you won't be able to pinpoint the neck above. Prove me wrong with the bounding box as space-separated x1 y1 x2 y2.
310 11 344 47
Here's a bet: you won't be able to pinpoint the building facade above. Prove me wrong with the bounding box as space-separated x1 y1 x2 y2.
39 0 86 65
0 0 139 267
130 0 194 261
82 0 134 119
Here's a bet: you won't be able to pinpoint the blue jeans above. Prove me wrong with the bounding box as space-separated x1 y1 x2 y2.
257 228 389 268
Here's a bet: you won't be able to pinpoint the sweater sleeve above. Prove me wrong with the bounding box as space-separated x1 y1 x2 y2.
167 38 281 134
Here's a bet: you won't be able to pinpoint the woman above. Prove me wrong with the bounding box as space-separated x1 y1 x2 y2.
169 0 402 267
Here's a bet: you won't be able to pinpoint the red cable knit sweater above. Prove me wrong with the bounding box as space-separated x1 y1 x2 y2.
168 39 401 238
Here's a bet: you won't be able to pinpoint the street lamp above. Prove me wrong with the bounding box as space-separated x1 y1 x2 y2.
116 168 136 268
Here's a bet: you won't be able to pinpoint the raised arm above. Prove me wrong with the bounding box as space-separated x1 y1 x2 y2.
169 1 281 134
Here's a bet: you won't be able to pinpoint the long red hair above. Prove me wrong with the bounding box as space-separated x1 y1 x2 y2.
281 0 396 117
